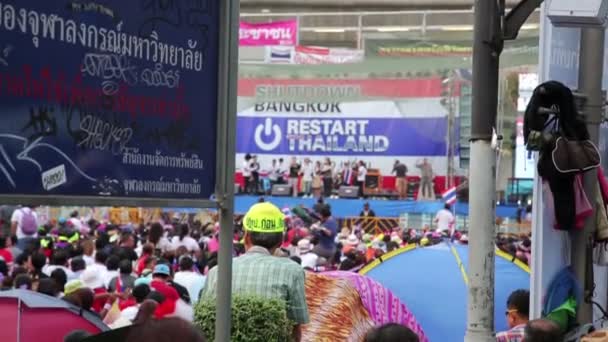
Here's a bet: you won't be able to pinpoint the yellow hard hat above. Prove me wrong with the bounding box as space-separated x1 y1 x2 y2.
243 202 285 233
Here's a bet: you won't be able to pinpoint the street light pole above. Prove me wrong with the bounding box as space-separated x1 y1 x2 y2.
465 1 502 340
465 0 542 340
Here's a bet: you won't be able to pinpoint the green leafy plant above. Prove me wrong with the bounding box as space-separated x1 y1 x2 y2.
194 295 293 342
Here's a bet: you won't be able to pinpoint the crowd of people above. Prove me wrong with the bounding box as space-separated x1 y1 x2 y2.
240 154 436 200
0 203 433 341
0 201 544 341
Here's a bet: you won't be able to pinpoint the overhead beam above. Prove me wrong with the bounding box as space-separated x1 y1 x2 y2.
241 0 523 11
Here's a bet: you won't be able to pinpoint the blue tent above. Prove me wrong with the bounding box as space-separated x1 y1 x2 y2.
361 243 530 342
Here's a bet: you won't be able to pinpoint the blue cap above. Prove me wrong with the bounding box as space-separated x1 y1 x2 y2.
134 277 152 287
153 264 171 276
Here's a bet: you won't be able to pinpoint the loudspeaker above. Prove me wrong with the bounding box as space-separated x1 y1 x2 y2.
339 186 360 198
271 184 291 196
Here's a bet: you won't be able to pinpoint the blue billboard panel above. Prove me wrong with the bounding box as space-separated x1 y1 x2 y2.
0 1 219 200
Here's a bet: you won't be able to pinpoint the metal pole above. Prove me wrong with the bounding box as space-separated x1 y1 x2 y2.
572 26 605 325
465 0 502 340
215 0 239 341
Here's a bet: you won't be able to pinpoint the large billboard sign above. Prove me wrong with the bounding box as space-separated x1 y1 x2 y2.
0 1 221 206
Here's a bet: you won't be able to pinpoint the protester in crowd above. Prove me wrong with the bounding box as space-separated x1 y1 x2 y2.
496 289 530 342
173 256 206 304
288 157 301 197
152 262 191 305
37 278 59 297
45 250 76 280
356 161 368 198
14 273 32 290
416 158 435 200
250 155 261 194
118 284 151 324
242 154 253 194
364 323 419 342
313 197 330 214
70 257 86 280
322 157 334 198
113 232 138 262
296 239 318 269
523 319 563 342
434 203 455 237
104 255 121 288
301 158 314 198
360 203 376 218
148 222 172 254
202 202 309 342
80 239 95 266
124 317 206 342
108 259 137 293
312 160 323 198
392 160 409 200
0 235 13 264
28 252 49 285
171 224 200 255
312 207 338 264
63 330 91 342
11 205 38 251
50 268 68 294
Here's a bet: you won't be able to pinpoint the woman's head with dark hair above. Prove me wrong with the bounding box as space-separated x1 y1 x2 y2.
11 266 28 279
50 268 68 292
37 278 59 297
51 249 69 266
149 223 164 245
125 318 206 342
119 259 133 275
364 323 419 342
71 257 86 273
14 274 32 290
95 233 110 250
63 330 91 342
133 284 151 304
106 255 120 271
179 224 189 241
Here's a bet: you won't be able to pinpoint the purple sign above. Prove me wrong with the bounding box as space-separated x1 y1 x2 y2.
236 116 448 156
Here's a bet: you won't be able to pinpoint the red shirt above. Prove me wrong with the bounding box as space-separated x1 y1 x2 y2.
91 287 108 313
0 249 13 264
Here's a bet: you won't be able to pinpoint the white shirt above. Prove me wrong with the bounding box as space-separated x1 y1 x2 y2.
357 166 367 182
85 263 108 288
11 208 38 239
104 270 119 288
302 163 314 181
173 271 206 304
299 252 319 269
242 160 251 177
83 255 95 266
43 265 76 281
171 236 200 253
435 209 455 231
68 218 83 231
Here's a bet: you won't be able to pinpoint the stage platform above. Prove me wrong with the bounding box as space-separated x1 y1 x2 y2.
231 195 518 218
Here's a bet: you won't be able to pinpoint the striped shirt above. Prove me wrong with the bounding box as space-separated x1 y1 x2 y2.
496 324 526 342
201 246 310 324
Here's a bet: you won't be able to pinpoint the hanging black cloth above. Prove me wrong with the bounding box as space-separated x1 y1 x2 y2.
524 81 590 230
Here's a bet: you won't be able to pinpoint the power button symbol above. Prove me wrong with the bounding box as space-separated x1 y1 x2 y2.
254 118 282 151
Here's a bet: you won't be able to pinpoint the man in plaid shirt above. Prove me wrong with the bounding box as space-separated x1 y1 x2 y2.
201 202 309 341
496 289 530 342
